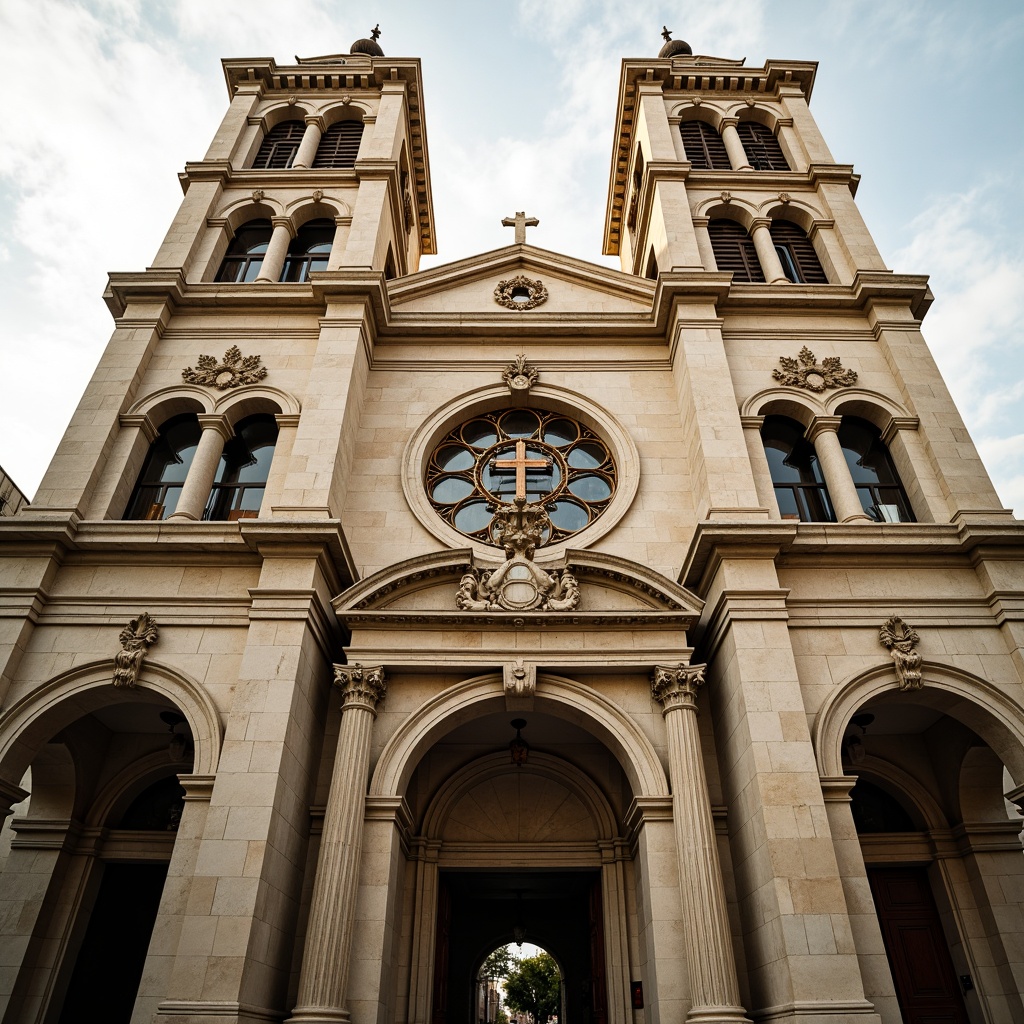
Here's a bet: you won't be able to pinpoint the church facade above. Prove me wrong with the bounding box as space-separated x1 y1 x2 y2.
1 30 1023 1024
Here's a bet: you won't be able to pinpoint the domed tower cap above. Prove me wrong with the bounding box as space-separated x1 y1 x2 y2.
658 26 692 58
350 23 384 57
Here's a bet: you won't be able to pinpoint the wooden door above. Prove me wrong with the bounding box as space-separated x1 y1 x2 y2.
432 879 451 1024
588 876 607 1024
867 867 969 1024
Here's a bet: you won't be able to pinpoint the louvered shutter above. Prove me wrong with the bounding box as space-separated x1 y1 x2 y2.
736 122 789 171
708 220 765 282
679 121 730 170
313 121 364 169
252 121 305 169
769 221 827 283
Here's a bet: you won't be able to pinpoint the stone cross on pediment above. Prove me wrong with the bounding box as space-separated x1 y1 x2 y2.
501 211 539 244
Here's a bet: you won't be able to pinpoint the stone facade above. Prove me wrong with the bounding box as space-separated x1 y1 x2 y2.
1 37 1023 1024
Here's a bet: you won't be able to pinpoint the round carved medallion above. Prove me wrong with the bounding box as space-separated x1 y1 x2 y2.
494 275 548 311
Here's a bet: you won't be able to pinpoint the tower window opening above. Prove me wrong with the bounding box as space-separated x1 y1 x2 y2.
216 219 273 283
769 220 828 284
736 121 789 171
252 120 305 169
280 219 335 282
837 416 915 523
679 120 730 170
760 415 836 522
203 414 279 522
313 120 364 168
124 414 202 520
708 219 765 282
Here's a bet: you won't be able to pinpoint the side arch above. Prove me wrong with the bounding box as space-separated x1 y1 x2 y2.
370 673 668 801
814 661 1024 784
825 388 913 425
124 385 213 421
214 384 301 422
0 659 222 788
742 386 827 426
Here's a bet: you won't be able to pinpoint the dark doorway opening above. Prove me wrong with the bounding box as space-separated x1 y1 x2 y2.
867 866 969 1024
432 869 606 1024
57 861 168 1024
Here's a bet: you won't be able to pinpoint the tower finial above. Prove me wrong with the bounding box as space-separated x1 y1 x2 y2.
662 25 673 42
370 23 381 41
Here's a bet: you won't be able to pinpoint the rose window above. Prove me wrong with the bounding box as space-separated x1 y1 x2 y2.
426 409 616 545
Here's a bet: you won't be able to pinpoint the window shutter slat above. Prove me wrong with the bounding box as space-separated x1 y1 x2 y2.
253 121 305 169
679 121 730 171
313 121 364 169
736 122 790 171
708 220 765 282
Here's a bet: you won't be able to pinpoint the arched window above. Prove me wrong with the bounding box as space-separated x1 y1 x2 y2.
838 416 915 522
769 220 827 283
216 220 272 283
124 414 202 520
252 120 305 169
679 120 730 170
313 120 364 168
737 121 790 171
280 219 334 282
760 415 835 521
708 219 765 282
203 414 279 521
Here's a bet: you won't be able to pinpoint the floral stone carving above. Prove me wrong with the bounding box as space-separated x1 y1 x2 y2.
114 612 159 688
182 346 268 390
494 275 548 311
878 615 923 690
502 353 539 394
772 346 857 392
455 498 580 612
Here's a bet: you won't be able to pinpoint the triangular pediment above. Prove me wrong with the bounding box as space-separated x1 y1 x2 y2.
387 244 655 318
333 549 703 627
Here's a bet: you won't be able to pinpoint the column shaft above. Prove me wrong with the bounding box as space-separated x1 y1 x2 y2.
288 665 387 1024
653 665 750 1024
721 121 752 171
751 221 789 283
808 419 871 523
255 221 293 283
167 419 228 521
293 121 324 170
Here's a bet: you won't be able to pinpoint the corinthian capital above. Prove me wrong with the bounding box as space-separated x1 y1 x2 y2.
333 663 387 713
650 663 706 713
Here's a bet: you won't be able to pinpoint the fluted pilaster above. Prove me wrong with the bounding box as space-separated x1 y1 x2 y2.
286 664 387 1024
651 663 751 1024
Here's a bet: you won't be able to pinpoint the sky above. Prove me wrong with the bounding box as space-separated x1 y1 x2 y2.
1 0 1022 514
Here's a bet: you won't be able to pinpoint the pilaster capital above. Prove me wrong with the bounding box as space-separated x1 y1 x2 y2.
740 414 765 430
270 216 294 231
880 416 920 445
119 413 159 444
333 662 387 714
806 415 843 442
303 114 326 131
651 662 706 713
196 414 234 441
719 117 740 130
749 217 772 232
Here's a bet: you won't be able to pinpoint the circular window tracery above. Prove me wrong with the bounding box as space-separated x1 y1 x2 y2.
426 409 617 546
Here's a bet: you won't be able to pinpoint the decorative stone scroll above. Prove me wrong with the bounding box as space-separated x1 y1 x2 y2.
772 346 857 392
182 345 269 390
650 662 706 712
494 275 548 311
113 612 159 688
878 616 923 690
455 498 580 612
333 662 387 712
502 353 539 394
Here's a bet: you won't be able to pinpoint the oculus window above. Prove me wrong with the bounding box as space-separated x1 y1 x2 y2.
427 409 616 545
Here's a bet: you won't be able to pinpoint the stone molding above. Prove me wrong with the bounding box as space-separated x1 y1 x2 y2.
333 662 387 713
650 662 706 713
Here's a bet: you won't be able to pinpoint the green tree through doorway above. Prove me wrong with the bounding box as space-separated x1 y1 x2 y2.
504 951 561 1024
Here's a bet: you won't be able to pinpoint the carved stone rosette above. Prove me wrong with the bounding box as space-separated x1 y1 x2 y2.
114 612 159 688
333 663 387 713
182 345 269 390
494 275 548 311
772 346 857 392
650 662 706 713
455 499 581 613
878 616 923 690
501 353 539 394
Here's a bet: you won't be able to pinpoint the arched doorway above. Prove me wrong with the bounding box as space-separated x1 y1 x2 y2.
823 679 1024 1024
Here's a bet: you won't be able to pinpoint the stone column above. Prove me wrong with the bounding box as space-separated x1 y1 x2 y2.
750 219 789 283
806 417 872 523
740 415 779 519
166 416 231 521
292 117 325 169
287 663 387 1024
719 119 752 171
693 216 716 271
651 664 751 1024
254 218 293 283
